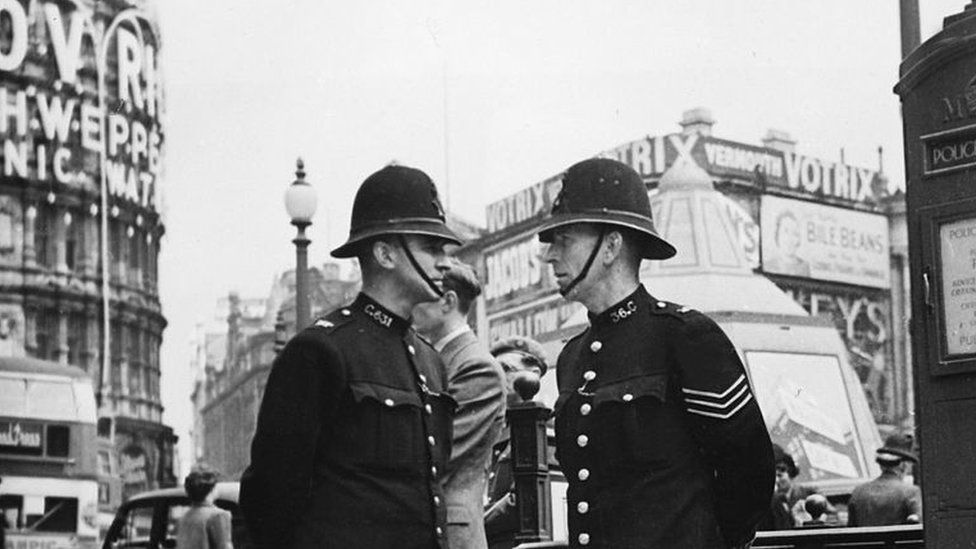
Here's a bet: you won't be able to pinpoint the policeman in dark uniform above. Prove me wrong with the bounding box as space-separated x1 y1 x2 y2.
538 158 774 548
241 164 461 549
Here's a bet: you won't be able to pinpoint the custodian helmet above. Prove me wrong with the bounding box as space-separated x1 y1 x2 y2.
331 164 462 258
537 158 676 260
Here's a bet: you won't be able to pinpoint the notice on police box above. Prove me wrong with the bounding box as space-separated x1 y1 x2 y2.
940 217 976 356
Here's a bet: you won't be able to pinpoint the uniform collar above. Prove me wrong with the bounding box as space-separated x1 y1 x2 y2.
588 284 648 328
354 293 412 335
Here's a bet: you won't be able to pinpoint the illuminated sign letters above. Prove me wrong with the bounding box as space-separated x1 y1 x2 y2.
0 1 163 210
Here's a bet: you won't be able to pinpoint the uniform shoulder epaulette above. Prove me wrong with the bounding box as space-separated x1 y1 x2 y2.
311 307 356 333
648 299 697 321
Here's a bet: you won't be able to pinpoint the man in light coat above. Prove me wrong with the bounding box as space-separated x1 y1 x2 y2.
414 260 507 549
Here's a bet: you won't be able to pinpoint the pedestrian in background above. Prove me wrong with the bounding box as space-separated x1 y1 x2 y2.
413 259 506 549
483 336 548 549
175 466 232 549
758 444 828 530
847 433 922 526
537 158 774 548
241 164 462 549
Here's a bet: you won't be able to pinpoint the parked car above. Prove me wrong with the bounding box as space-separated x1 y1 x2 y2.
102 482 252 548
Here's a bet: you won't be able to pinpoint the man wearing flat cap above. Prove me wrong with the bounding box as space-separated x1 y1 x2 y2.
538 158 774 548
847 433 922 526
242 164 461 549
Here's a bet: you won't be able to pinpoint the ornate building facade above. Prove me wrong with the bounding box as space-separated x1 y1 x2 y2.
0 0 173 506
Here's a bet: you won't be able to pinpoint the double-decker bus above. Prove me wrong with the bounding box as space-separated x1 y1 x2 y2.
0 357 100 549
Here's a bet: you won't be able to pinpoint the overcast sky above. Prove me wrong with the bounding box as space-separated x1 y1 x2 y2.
154 0 966 472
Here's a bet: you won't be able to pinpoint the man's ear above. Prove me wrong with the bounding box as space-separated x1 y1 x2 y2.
372 239 397 269
603 230 624 263
441 290 458 313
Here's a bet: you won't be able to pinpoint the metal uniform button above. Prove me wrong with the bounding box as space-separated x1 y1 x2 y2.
589 341 602 352
580 403 591 416
425 404 433 415
577 435 589 447
583 370 596 381
578 468 590 481
579 533 590 545
408 345 416 355
419 374 428 384
384 398 394 407
433 495 440 506
656 301 666 308
428 436 436 446
577 501 589 514
341 309 351 316
623 393 634 402
431 466 438 476
436 527 443 536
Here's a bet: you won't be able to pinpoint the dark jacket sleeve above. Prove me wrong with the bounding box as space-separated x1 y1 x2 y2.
240 328 344 549
672 313 775 547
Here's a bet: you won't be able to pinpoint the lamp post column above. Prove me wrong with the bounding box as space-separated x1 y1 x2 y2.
293 219 311 330
284 158 318 332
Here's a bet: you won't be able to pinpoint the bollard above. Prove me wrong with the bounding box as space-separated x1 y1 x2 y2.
507 373 553 544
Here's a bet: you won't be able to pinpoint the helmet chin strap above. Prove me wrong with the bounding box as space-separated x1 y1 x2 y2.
559 227 606 297
397 235 444 297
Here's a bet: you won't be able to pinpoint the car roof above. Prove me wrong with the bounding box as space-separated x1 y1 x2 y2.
124 481 240 505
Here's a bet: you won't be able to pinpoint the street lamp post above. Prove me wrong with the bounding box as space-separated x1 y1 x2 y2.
284 159 318 331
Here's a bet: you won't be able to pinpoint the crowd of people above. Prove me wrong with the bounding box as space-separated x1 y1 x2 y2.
164 157 922 549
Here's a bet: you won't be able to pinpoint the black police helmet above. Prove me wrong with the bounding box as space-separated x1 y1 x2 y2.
331 164 463 258
537 158 676 259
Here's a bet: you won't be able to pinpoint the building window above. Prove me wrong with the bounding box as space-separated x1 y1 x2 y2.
127 325 141 397
65 211 82 272
109 220 122 283
32 308 58 361
67 312 87 368
34 204 54 268
128 227 141 286
110 322 122 394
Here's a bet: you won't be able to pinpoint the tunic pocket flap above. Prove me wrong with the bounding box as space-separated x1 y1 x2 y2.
349 381 423 408
593 373 668 406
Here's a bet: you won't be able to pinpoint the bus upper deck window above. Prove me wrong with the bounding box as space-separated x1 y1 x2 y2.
31 497 78 533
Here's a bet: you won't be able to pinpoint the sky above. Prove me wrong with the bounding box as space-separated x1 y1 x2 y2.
153 0 967 472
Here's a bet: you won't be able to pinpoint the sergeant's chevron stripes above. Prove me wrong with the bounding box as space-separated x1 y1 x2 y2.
682 374 753 420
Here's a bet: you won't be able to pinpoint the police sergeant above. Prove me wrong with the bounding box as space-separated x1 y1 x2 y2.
241 165 461 549
538 158 774 548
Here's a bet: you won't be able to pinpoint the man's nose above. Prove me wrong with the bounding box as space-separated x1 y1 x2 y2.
542 243 557 263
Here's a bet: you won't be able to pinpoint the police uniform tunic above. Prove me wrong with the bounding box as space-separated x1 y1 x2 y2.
553 285 774 548
241 293 456 549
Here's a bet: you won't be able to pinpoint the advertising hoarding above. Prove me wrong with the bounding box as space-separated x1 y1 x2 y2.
0 0 164 211
761 195 890 289
939 216 976 356
483 233 556 312
484 133 885 236
487 295 583 343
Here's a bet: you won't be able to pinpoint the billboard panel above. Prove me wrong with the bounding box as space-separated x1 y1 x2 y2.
761 195 890 288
